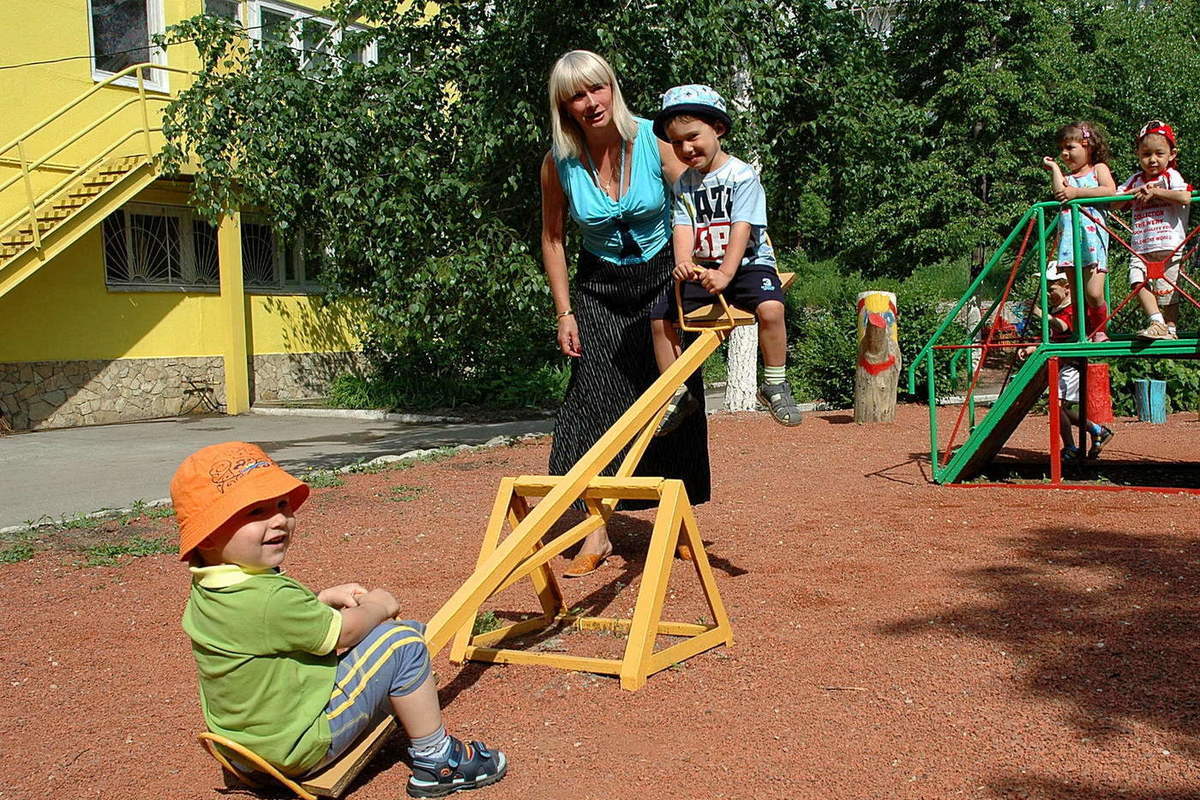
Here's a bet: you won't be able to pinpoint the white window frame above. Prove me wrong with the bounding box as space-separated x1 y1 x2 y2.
204 0 244 24
87 0 170 92
249 0 376 67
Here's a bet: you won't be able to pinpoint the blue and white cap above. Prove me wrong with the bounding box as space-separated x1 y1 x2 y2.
653 84 733 142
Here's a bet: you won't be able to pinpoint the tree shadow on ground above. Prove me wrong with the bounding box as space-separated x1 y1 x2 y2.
987 773 1200 800
979 455 1200 489
882 526 1200 794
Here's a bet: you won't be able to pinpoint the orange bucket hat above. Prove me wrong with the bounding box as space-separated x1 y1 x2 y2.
171 441 310 560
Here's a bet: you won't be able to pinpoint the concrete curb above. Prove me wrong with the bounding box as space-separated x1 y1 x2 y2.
0 432 549 537
249 406 466 424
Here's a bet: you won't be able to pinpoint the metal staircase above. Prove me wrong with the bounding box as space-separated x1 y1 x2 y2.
0 63 191 299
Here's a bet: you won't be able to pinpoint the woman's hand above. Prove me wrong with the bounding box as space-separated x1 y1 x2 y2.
557 314 582 357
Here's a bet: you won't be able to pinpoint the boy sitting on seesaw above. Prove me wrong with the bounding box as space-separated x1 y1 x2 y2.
1020 264 1114 460
647 84 802 434
173 441 506 798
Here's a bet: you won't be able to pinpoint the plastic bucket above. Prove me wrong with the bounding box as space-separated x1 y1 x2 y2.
1133 378 1168 423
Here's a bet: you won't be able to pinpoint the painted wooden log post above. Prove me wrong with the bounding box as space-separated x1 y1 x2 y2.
853 290 901 423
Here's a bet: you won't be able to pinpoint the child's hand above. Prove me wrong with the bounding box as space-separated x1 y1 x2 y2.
360 588 400 619
1018 345 1036 361
672 262 699 282
1054 185 1077 202
318 583 369 609
1041 156 1060 172
699 269 732 295
1133 180 1164 205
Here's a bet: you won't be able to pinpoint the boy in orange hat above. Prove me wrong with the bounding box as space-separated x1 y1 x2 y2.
173 442 506 798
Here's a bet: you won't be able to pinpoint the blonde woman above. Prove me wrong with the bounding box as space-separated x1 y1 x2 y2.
540 50 711 577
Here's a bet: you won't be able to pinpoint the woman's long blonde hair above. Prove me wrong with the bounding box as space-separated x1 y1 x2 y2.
548 50 639 161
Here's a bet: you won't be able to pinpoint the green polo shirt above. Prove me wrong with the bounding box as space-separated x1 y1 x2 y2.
182 564 343 774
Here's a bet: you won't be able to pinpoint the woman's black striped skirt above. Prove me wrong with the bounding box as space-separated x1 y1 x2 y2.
548 247 711 510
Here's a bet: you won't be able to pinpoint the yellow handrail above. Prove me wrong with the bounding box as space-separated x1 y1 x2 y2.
0 62 191 159
0 62 195 254
0 96 164 197
0 126 164 237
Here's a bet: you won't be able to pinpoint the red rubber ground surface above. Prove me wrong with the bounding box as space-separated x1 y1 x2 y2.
2 404 1198 799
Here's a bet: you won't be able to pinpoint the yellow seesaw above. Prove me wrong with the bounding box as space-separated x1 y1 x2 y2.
198 271 792 798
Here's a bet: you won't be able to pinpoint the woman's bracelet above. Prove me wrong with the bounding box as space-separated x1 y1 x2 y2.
556 309 575 320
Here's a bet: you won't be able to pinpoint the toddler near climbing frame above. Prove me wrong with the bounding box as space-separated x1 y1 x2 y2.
1020 264 1114 461
173 441 507 798
646 84 802 433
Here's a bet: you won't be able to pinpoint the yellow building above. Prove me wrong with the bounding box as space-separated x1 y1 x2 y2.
0 0 364 431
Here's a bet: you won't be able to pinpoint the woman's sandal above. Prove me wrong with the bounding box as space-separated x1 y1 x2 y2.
563 550 610 578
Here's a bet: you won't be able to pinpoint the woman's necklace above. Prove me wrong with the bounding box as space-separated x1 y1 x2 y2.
585 140 625 200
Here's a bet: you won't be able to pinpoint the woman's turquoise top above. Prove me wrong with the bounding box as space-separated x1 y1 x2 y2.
555 118 671 264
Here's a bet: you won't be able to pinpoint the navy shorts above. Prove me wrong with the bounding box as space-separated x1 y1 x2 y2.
313 620 431 770
649 264 784 320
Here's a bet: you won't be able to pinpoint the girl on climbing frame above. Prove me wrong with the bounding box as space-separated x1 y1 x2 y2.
1116 120 1193 340
1041 121 1114 342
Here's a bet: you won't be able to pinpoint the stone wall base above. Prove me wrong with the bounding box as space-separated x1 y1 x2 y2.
0 352 364 432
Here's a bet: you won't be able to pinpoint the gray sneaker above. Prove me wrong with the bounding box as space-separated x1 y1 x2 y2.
757 381 803 426
655 386 699 437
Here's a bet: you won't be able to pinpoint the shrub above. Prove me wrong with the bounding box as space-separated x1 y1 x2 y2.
786 268 964 407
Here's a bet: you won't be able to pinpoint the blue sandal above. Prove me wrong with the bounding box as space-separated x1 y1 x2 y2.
407 737 507 798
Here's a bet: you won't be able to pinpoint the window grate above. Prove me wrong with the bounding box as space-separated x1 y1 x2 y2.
102 205 314 291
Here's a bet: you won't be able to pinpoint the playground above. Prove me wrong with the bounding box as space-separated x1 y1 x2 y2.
2 404 1199 800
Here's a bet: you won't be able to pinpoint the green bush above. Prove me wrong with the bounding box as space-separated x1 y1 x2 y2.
329 360 569 412
1106 359 1200 417
786 268 964 407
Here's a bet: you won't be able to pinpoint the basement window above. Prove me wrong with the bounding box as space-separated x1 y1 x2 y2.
103 204 318 292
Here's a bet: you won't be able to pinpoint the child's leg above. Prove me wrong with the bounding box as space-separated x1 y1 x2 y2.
1059 404 1076 451
650 317 698 439
326 622 506 794
753 299 802 426
389 671 443 740
651 318 683 374
1083 266 1108 338
1131 253 1171 338
756 300 787 371
1136 284 1162 317
1061 402 1103 447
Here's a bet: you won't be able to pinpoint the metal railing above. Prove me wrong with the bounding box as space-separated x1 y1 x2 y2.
0 63 195 253
906 193 1200 481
